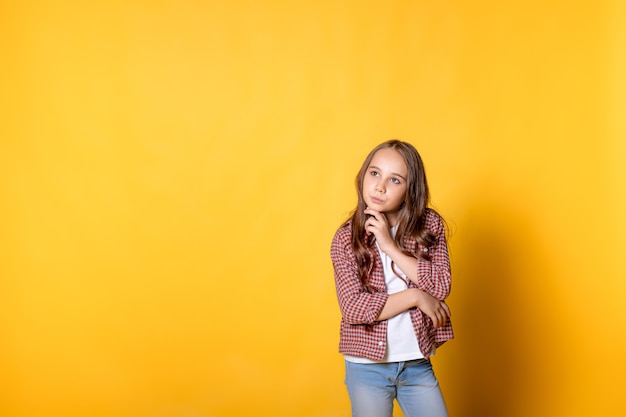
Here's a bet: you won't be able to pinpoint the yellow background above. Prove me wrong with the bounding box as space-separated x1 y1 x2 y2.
1 1 625 416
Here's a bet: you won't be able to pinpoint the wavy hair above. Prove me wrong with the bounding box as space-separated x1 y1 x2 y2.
346 140 437 289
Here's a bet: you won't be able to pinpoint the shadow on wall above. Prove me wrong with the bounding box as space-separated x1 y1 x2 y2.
444 197 537 417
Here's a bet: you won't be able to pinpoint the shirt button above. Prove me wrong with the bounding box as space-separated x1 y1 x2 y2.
378 341 384 346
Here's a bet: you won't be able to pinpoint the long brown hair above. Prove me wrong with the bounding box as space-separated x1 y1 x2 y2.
346 140 437 289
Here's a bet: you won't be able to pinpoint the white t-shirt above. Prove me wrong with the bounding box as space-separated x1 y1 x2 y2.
345 228 424 364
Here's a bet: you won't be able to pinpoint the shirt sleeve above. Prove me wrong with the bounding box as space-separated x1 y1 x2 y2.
331 226 388 325
416 210 452 300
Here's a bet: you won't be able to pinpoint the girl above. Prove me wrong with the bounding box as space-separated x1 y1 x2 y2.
331 140 453 417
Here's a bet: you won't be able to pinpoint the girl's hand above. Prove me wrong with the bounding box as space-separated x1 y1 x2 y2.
364 208 395 254
416 290 451 328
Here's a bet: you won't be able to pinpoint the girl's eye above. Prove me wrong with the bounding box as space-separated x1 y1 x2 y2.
390 178 401 184
370 170 379 176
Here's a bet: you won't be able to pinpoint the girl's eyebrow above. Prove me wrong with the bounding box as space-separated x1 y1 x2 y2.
369 165 407 181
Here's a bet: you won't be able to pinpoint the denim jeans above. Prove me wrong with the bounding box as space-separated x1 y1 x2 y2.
344 359 448 417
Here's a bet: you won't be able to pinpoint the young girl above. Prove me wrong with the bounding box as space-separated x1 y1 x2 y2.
331 140 453 417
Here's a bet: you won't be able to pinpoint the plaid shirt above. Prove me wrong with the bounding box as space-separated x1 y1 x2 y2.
330 209 454 361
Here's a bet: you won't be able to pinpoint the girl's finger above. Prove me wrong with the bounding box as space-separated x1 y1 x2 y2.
364 208 382 221
438 302 450 318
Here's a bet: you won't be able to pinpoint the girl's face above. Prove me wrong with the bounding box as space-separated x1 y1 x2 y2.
362 148 408 225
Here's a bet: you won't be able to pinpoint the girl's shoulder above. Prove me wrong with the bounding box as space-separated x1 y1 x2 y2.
331 220 354 255
423 208 446 233
424 207 442 222
333 220 352 240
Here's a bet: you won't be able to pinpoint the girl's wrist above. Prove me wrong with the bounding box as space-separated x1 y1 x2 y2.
411 288 424 308
388 246 410 266
381 242 400 257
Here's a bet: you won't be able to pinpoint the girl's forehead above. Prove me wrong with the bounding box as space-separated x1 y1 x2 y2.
370 148 408 174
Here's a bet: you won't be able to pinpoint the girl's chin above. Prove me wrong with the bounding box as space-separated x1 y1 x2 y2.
366 201 386 210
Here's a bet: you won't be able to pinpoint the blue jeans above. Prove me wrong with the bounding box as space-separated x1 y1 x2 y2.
345 359 448 417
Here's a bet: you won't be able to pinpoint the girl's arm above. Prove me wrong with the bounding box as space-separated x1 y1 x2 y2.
332 226 424 325
331 228 388 325
364 209 451 327
375 288 420 321
375 210 451 300
376 247 451 328
412 211 452 300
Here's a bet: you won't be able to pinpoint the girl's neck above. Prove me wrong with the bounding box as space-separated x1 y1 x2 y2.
386 212 399 227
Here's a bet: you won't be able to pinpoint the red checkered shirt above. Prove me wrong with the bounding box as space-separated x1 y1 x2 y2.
330 208 454 361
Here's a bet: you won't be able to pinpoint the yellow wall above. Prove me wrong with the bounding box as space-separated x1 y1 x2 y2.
1 1 625 416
